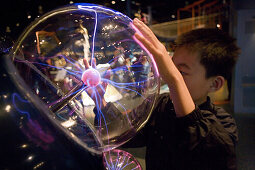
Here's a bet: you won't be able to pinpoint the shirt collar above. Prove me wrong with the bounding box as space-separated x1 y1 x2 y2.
198 96 212 110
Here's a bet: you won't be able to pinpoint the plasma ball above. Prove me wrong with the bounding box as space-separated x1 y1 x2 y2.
81 68 101 87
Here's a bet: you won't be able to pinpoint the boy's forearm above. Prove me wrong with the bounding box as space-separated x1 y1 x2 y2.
165 65 195 117
97 98 107 110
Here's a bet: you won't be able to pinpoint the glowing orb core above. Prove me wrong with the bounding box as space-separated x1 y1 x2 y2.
81 68 101 87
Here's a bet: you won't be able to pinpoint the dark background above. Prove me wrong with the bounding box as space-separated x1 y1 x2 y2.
0 0 198 41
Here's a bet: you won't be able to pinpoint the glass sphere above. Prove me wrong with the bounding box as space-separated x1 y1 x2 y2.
9 3 159 153
103 149 142 170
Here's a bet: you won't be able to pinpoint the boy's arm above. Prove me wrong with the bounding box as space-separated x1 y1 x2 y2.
133 18 195 118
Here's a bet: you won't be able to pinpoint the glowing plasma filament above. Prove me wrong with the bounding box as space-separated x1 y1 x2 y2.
81 68 101 87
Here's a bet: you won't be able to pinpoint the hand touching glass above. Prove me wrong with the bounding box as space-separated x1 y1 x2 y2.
83 58 110 109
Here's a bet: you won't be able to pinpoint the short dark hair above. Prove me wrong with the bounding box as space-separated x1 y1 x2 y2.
175 28 240 79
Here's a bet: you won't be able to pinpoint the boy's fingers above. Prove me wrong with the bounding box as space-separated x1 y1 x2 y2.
134 33 159 61
104 70 111 79
91 58 96 68
102 81 107 89
83 58 89 69
101 70 110 89
134 18 155 39
133 18 161 48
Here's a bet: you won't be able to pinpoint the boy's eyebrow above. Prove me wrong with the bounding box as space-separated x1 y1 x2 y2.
177 63 191 70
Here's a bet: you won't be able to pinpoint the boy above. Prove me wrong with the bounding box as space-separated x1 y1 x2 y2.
123 19 239 170
88 18 239 169
121 18 239 170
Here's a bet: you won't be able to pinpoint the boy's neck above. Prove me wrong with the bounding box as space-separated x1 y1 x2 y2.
194 96 208 106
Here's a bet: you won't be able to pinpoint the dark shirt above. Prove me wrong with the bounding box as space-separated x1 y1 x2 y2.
122 93 238 170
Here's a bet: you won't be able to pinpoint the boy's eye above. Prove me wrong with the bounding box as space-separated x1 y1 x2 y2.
180 71 188 76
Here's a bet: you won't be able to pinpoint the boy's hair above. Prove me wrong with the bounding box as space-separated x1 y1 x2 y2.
175 28 240 79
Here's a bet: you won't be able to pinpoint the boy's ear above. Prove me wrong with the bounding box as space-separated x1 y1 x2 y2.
209 76 225 92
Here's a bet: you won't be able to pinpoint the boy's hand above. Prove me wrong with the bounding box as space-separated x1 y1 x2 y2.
132 18 178 84
83 58 110 109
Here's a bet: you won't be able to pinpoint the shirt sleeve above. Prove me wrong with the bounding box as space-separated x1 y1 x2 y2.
175 106 238 169
176 106 238 146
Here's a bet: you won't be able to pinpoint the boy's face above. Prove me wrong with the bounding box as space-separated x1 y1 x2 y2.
172 46 214 105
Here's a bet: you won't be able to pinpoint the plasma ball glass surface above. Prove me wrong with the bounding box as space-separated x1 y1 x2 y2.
9 3 160 153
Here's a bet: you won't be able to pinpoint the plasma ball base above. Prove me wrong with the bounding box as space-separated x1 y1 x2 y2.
81 68 101 87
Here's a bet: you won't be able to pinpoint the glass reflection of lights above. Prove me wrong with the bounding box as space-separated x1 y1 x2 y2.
27 155 34 161
33 162 45 169
11 93 55 150
6 3 159 168
5 105 11 112
12 93 30 119
21 144 28 148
